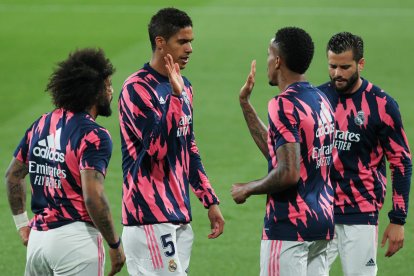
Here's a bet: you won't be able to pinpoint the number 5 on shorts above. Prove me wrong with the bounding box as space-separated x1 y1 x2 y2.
160 233 176 257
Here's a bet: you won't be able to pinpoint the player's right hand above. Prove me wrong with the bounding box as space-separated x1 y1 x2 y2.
18 226 30 246
108 245 126 276
239 60 256 103
231 183 251 204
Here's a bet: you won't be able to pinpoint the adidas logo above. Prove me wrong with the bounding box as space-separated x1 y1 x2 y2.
159 96 166 104
32 128 65 163
365 258 376 267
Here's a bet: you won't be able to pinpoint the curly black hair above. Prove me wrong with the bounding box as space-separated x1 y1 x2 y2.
274 27 314 74
327 32 364 62
46 48 115 112
148 7 192 51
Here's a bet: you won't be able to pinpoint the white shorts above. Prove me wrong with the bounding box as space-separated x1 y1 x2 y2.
25 221 105 276
327 224 378 276
260 239 329 276
122 223 193 276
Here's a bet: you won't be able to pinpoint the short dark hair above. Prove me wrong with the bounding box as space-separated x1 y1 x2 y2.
46 48 115 112
326 32 364 62
273 27 314 74
148 7 192 51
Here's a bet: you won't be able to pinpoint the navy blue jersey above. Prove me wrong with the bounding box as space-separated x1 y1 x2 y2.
14 109 112 230
118 63 219 226
318 79 412 225
264 82 335 241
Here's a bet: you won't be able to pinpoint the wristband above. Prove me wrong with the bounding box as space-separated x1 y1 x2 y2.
108 237 121 249
13 211 29 230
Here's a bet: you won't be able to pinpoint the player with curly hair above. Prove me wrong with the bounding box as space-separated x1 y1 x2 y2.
6 48 125 276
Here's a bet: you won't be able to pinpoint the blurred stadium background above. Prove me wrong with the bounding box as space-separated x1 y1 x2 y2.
0 0 413 275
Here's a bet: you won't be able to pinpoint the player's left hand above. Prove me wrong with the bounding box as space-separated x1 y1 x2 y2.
207 204 225 239
231 183 251 204
18 226 30 246
381 223 404 257
164 54 184 96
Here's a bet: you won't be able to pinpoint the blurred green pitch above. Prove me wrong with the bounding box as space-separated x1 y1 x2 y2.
0 0 413 275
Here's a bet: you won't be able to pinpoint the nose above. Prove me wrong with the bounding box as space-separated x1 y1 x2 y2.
186 42 192 53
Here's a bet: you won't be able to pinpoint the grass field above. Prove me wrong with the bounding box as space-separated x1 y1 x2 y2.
1 0 413 275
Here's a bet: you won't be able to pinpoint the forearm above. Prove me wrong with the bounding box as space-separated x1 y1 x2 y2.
389 158 412 224
247 164 298 196
246 143 300 196
5 159 28 215
85 192 119 244
189 146 219 208
82 170 119 244
240 99 269 158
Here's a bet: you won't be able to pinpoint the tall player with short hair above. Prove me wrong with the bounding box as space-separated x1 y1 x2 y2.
318 32 412 276
118 7 225 275
231 27 335 276
6 48 125 275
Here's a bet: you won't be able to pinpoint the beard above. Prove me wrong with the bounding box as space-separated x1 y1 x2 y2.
330 70 359 94
96 95 112 117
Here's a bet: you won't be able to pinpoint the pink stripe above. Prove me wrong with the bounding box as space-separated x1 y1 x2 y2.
149 225 164 269
268 240 277 276
97 235 104 276
144 225 160 269
276 240 282 276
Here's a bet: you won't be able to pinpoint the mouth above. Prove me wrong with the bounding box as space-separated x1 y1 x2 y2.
334 79 347 85
180 56 190 64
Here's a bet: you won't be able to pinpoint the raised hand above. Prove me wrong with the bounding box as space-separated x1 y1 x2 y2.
164 54 184 96
239 60 256 103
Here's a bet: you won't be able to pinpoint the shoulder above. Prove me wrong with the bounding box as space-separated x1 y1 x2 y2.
75 114 112 142
316 81 333 93
364 81 399 106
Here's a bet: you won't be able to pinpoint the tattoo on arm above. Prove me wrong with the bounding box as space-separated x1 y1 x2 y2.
240 102 269 158
249 143 300 195
5 159 28 215
82 170 118 244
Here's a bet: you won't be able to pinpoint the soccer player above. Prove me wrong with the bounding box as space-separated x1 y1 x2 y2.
318 32 412 275
5 48 125 275
231 27 335 276
118 7 225 275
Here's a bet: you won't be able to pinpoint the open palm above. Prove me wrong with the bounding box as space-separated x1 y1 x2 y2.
164 54 184 96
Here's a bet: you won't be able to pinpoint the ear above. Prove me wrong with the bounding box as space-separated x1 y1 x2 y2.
358 58 365 72
274 56 281 70
155 36 166 51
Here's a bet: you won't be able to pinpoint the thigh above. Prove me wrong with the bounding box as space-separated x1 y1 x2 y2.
337 224 378 276
260 240 307 276
307 240 329 276
326 225 340 269
122 223 187 276
176 224 194 274
46 222 104 276
25 229 53 276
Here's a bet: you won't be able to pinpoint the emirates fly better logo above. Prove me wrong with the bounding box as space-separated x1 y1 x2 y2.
33 128 65 163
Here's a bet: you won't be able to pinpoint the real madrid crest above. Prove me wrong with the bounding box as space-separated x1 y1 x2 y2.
168 259 178 272
354 110 365 126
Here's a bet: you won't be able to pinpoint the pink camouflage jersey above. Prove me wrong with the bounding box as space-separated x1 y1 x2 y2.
264 82 335 241
318 79 412 225
14 109 112 230
118 63 219 226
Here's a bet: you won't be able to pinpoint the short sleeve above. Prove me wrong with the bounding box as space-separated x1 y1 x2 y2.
79 128 113 177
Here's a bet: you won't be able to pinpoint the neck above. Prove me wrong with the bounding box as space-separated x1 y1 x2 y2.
348 77 363 94
86 106 98 120
149 53 168 76
278 71 307 92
